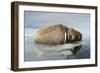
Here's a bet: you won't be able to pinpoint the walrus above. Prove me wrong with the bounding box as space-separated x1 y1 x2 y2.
35 24 82 44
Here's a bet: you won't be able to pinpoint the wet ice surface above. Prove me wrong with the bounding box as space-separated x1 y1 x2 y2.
24 28 90 62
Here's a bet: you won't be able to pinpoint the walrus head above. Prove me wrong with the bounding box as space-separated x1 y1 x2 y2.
65 28 82 43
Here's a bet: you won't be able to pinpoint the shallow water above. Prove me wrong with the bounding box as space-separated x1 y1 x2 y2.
24 28 90 62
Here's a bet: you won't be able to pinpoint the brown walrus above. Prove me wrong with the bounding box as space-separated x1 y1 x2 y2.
35 24 82 44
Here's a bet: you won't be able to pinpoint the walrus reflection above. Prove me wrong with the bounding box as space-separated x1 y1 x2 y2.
71 45 82 54
64 44 82 59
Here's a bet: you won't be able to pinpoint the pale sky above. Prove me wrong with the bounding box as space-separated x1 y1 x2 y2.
24 11 90 37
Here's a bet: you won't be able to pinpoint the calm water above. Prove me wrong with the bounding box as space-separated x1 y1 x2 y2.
24 28 90 61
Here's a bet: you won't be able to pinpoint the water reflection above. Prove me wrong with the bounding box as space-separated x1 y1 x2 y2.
30 42 82 61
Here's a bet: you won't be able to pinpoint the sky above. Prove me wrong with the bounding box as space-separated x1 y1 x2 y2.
24 11 90 37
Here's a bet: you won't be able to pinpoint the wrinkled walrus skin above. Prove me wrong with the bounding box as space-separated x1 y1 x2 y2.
35 24 82 44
